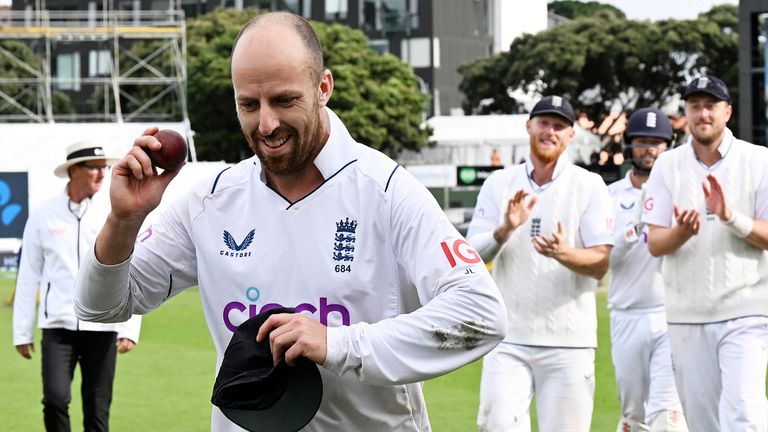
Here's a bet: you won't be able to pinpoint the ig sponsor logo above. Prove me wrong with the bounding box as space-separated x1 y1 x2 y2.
643 197 654 212
440 239 481 268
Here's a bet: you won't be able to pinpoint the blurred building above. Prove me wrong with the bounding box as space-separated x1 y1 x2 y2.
4 0 189 128
6 0 548 117
1 0 198 258
176 0 544 116
738 0 768 146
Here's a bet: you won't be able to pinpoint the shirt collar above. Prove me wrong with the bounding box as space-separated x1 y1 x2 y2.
620 171 636 191
685 127 733 158
524 151 571 187
313 107 358 180
621 169 637 191
717 127 733 156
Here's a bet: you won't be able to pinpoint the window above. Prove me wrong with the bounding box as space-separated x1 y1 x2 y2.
362 0 378 31
88 50 111 77
117 0 137 10
56 52 81 91
325 0 348 20
381 0 407 33
150 0 170 10
368 39 389 55
281 0 304 15
254 0 307 15
400 37 430 68
361 0 411 33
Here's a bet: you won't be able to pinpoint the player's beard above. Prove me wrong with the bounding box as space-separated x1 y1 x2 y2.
690 121 725 147
631 152 657 175
530 136 565 164
247 104 325 175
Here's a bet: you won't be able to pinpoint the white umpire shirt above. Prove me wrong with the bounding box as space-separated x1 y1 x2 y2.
14 188 141 346
75 108 507 432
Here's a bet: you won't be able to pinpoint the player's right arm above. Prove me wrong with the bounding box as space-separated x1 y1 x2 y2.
75 128 193 324
647 207 700 256
641 153 700 256
467 170 535 262
95 127 182 265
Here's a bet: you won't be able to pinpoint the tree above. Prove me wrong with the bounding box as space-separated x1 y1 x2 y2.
185 8 430 162
657 4 739 127
459 5 739 129
548 1 625 20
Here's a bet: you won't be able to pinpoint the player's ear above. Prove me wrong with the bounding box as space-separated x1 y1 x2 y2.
318 70 333 107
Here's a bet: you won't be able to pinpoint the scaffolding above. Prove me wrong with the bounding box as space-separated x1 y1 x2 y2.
0 4 190 134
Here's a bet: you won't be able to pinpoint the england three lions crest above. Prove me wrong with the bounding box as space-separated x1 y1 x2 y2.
333 217 357 264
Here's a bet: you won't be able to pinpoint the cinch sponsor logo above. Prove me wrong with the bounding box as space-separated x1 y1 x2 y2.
222 286 351 332
220 229 255 258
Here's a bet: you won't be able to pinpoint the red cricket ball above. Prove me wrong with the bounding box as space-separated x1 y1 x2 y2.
148 129 188 170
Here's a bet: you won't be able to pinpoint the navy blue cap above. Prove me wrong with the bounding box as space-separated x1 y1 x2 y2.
211 307 323 432
683 75 730 103
529 95 575 124
625 107 673 143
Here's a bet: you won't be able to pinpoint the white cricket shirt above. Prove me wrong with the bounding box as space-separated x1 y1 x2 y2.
467 155 613 348
75 108 507 431
642 128 768 323
607 173 665 312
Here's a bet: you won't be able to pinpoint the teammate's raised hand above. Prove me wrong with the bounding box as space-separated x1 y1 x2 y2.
702 173 731 222
533 220 567 258
494 189 538 244
673 205 700 235
505 189 538 231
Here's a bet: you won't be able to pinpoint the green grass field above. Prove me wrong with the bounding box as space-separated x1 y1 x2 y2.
0 274 619 431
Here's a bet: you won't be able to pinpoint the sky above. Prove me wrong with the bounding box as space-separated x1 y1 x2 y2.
595 0 738 21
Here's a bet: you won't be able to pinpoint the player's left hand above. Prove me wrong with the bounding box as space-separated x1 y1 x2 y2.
702 173 731 221
532 220 568 259
116 338 136 354
256 313 327 367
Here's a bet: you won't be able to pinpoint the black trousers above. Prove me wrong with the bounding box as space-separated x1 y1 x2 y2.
41 328 117 432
